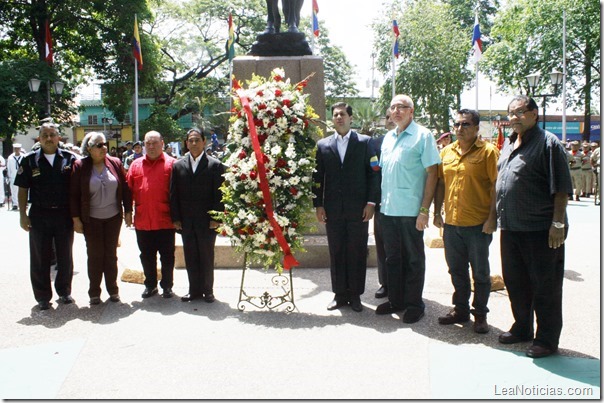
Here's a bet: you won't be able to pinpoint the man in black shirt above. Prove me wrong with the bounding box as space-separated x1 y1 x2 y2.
496 96 573 358
15 121 78 310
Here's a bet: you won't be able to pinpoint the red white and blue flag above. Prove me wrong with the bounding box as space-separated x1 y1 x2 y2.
472 14 482 62
392 20 400 58
45 20 53 66
312 0 319 37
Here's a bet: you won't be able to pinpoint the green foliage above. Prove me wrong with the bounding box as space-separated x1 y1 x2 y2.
374 0 473 132
139 104 185 143
0 0 151 133
483 0 600 110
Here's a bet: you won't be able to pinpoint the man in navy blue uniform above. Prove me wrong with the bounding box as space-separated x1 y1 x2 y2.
15 121 78 310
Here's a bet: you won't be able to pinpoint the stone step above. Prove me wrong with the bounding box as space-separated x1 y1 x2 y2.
175 234 377 269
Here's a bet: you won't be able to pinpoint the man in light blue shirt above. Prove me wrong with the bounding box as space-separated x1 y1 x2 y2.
376 94 441 323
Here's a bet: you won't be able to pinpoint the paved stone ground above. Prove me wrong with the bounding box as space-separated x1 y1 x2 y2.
0 198 600 399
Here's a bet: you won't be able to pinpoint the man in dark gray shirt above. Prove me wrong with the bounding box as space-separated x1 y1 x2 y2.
496 95 573 358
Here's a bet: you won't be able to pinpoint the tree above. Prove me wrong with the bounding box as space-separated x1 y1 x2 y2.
0 0 152 133
373 0 472 132
482 0 600 141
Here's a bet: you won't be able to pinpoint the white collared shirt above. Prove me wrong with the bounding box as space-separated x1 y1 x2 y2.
189 151 205 173
335 130 351 163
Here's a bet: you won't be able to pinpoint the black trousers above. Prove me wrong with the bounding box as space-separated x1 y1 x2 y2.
500 229 566 350
381 214 426 313
325 218 369 298
374 204 387 287
29 211 74 302
181 225 216 297
135 229 175 290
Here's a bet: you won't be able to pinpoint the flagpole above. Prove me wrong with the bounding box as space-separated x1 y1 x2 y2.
391 38 396 100
134 58 139 142
475 62 479 110
562 9 567 143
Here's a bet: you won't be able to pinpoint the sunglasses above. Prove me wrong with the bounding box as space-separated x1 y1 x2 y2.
453 122 472 128
389 104 412 112
93 142 107 148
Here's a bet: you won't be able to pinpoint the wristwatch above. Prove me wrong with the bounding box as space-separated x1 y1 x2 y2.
552 221 565 229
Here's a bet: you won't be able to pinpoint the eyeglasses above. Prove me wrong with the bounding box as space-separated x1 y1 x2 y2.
93 142 107 148
508 109 529 119
389 104 412 112
453 122 473 128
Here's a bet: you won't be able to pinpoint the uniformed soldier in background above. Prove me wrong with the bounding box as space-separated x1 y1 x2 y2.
567 141 583 201
580 142 593 197
14 120 78 310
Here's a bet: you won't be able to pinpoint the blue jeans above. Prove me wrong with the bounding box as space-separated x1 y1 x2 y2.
443 224 492 317
381 214 425 313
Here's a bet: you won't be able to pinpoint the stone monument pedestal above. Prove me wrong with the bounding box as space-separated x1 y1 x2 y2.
232 55 326 129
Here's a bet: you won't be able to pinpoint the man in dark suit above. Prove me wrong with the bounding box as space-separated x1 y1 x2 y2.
313 102 380 312
170 129 225 303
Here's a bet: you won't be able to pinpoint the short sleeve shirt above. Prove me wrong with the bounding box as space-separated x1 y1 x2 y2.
439 138 499 226
380 121 441 217
496 125 573 231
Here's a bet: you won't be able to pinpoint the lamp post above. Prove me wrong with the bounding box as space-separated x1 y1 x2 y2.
108 118 114 141
525 69 564 131
28 78 64 117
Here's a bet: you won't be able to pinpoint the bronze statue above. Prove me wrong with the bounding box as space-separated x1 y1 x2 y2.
264 0 304 34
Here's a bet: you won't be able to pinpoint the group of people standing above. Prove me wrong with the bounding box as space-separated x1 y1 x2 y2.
15 124 224 310
313 94 573 358
14 91 575 359
566 140 600 201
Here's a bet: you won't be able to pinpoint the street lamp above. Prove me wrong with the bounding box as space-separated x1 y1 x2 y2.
525 69 564 131
28 77 65 117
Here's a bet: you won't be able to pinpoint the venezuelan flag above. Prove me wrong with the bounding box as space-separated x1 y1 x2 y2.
370 155 380 171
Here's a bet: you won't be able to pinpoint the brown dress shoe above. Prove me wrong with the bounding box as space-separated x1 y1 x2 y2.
438 310 470 325
473 316 489 333
526 344 557 358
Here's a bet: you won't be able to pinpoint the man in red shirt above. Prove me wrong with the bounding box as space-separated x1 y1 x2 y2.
127 131 177 299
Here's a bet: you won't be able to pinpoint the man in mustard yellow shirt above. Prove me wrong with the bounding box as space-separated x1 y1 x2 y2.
433 109 499 333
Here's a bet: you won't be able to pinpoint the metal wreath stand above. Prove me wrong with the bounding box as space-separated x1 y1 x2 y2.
237 253 296 312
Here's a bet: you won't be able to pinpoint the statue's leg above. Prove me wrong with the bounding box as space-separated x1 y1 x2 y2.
264 0 281 34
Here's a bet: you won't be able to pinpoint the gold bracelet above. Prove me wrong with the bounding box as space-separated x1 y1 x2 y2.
419 206 429 215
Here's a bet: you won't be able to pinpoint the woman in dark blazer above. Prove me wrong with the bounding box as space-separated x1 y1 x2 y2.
70 132 132 305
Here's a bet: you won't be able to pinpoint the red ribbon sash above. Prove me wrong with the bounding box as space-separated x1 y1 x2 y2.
236 90 300 270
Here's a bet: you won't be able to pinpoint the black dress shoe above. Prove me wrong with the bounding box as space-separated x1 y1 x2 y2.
375 286 388 299
375 301 402 315
38 301 51 310
350 297 363 312
59 295 75 304
403 310 425 324
181 293 199 302
203 293 216 303
498 331 532 344
141 287 158 298
526 344 557 358
438 309 470 325
90 297 101 305
162 288 174 298
327 298 347 311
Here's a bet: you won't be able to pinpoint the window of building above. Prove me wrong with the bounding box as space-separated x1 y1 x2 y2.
88 115 98 125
